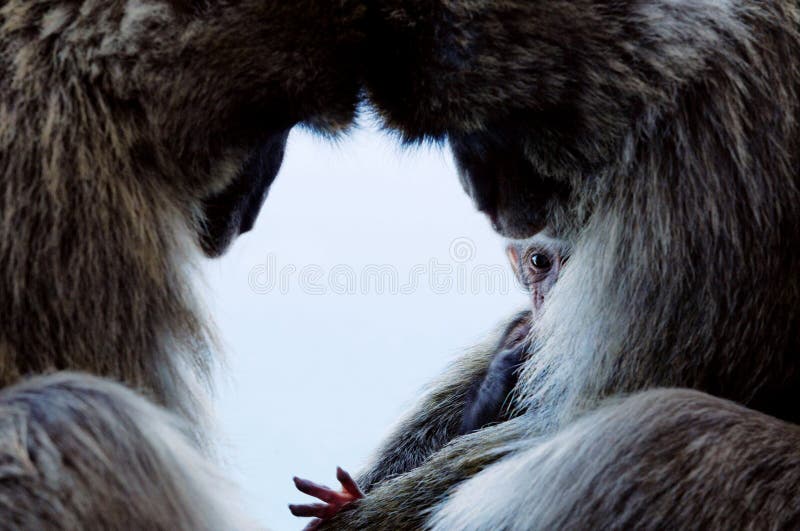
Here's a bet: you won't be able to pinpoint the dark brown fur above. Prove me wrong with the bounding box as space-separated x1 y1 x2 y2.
319 0 800 528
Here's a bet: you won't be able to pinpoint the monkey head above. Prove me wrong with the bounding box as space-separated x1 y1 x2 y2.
0 0 365 399
505 233 570 319
159 1 364 257
9 1 365 259
363 1 637 239
449 131 572 239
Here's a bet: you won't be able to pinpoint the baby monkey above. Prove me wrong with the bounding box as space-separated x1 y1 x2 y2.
460 232 569 434
290 234 569 530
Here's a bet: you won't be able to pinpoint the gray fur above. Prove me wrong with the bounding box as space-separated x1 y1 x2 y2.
0 373 253 530
434 390 800 530
341 389 800 530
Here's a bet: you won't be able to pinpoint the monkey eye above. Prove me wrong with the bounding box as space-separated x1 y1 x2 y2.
530 253 552 270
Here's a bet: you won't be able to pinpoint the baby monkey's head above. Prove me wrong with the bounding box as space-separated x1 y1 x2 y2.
506 233 570 320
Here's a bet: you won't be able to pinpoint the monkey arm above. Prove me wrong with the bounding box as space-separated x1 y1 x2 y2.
317 416 534 530
322 390 800 530
356 311 531 493
430 389 800 530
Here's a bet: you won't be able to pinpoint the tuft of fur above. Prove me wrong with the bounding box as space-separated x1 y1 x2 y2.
0 372 255 530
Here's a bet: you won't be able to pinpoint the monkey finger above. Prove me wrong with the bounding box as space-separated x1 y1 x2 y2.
336 467 364 499
303 518 323 531
293 477 338 503
288 503 333 519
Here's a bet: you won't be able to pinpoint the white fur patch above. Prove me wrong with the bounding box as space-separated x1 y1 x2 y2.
40 7 72 38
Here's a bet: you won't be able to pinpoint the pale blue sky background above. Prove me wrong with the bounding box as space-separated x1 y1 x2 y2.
202 124 527 530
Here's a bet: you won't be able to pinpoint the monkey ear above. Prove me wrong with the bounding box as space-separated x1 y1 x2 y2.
505 244 522 281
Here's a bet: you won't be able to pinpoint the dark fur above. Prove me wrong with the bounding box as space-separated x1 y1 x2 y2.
0 0 364 527
459 312 530 436
320 1 800 528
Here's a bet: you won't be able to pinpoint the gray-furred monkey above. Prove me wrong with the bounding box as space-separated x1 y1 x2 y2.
311 0 800 528
0 1 362 528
